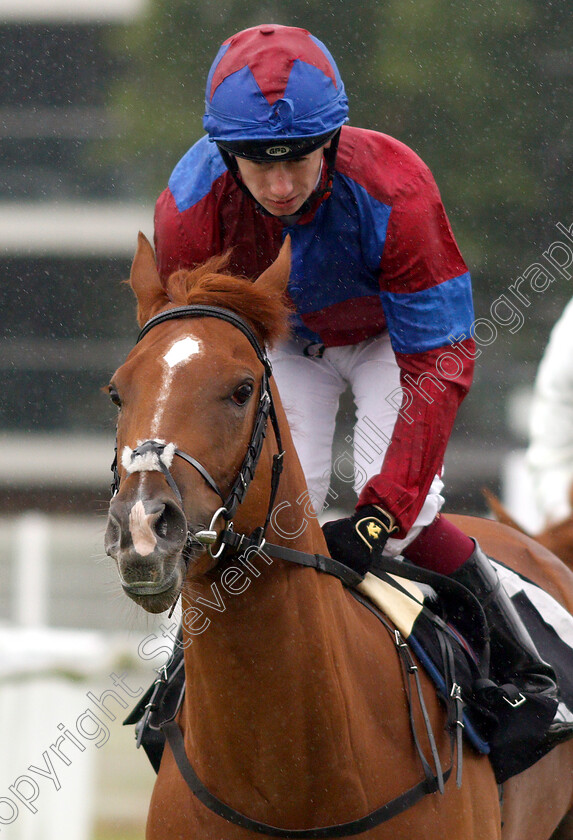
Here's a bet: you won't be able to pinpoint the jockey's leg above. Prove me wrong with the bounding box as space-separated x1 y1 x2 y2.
447 539 557 691
405 517 557 691
407 522 573 743
404 515 573 749
269 338 346 513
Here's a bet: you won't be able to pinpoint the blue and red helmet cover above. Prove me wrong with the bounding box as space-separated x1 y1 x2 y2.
203 24 349 143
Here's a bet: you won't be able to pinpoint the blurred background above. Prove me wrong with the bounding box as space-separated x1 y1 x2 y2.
0 0 570 837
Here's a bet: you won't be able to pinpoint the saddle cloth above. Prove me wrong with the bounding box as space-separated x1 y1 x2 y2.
358 560 573 781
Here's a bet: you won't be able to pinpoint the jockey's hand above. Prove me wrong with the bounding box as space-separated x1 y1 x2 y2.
322 505 399 577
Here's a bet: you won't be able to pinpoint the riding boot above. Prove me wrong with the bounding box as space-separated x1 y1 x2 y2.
450 542 573 748
450 541 558 697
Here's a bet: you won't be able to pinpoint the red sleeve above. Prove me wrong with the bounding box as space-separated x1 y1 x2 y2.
357 339 476 536
354 141 474 535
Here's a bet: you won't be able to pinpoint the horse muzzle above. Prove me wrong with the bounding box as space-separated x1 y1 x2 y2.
105 494 189 612
119 567 185 613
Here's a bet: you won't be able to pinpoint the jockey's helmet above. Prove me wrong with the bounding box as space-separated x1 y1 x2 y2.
203 24 349 163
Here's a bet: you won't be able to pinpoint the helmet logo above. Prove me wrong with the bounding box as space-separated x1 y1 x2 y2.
265 145 291 157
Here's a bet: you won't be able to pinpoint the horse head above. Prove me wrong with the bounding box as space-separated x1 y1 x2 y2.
104 232 291 613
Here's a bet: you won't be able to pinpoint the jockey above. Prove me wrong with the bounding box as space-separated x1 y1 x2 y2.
154 23 565 729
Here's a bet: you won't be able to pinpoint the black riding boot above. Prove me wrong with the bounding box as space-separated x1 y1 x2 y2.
450 542 558 697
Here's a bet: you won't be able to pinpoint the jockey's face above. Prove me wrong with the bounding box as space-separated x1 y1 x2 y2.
235 145 327 217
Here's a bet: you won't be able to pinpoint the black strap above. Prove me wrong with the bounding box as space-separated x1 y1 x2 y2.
350 591 458 791
162 719 447 838
137 304 271 373
174 449 222 499
219 533 364 588
437 629 465 788
264 542 365 587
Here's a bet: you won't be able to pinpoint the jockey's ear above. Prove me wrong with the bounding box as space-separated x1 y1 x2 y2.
129 232 170 325
255 235 291 296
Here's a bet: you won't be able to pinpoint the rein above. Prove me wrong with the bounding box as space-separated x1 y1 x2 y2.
113 303 460 835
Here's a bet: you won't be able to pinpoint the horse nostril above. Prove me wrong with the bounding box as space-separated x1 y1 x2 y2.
104 514 121 555
156 511 169 538
151 499 186 545
105 496 187 561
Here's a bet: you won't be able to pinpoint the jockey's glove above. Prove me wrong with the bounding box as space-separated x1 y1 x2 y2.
322 504 399 578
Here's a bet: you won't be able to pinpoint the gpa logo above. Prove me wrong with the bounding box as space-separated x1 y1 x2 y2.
265 145 291 157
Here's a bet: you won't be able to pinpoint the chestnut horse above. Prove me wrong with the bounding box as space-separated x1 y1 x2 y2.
484 487 573 570
105 233 573 840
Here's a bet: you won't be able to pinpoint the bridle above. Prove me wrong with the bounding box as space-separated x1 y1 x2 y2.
111 304 286 559
110 302 462 835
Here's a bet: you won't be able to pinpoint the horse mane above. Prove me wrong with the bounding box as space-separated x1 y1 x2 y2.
164 253 292 348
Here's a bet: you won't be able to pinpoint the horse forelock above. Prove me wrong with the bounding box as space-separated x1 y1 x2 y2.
164 255 292 348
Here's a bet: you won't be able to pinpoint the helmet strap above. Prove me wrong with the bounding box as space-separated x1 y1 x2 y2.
217 146 274 216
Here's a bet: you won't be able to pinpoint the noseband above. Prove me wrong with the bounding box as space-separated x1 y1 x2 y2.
110 304 284 556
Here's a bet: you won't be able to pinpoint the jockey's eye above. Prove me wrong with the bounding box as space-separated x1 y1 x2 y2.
108 385 122 408
232 382 254 406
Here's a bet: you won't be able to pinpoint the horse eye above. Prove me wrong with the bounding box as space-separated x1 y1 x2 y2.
108 386 122 408
232 382 254 406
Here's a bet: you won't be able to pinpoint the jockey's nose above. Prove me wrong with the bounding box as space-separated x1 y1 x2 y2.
267 164 294 198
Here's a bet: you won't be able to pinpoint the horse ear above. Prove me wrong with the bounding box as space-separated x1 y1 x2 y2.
129 232 170 325
255 235 291 295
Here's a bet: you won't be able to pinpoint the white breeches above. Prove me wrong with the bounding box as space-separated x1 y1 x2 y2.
270 333 445 556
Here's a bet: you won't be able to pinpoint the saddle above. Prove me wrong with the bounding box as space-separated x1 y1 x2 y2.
124 558 573 784
360 558 569 781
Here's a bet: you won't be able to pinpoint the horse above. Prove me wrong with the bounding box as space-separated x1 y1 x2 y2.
104 232 573 840
484 487 573 569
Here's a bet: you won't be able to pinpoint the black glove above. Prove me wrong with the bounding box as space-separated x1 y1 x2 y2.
322 504 399 578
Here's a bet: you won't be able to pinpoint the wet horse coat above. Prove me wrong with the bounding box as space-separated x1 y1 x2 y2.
106 234 573 839
485 486 573 570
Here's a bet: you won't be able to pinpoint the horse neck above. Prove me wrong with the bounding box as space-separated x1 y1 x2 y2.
178 390 389 771
182 385 339 666
178 550 387 793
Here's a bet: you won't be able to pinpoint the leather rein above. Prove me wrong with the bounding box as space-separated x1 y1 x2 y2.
112 303 460 836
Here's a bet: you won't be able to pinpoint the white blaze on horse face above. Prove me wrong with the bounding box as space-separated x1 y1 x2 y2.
149 335 202 436
164 337 200 368
129 499 158 557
